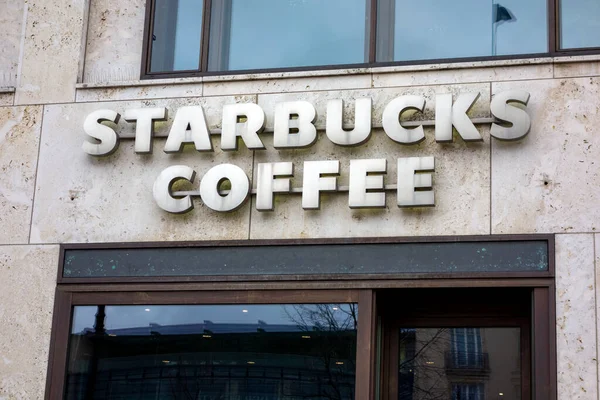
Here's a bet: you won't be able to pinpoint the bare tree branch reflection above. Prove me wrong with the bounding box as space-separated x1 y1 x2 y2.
282 304 358 400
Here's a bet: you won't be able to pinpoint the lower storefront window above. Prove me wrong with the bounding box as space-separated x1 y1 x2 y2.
65 304 358 400
47 236 556 400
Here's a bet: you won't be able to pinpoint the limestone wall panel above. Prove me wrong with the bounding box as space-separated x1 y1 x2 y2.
0 245 58 400
492 77 600 233
15 0 86 104
31 96 255 243
0 105 42 244
556 234 597 400
83 0 145 84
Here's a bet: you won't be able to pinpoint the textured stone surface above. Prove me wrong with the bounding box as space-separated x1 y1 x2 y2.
555 60 600 79
0 0 24 87
373 63 553 88
15 0 86 104
203 73 372 97
250 126 491 239
31 97 255 243
83 0 145 84
0 106 42 244
257 83 491 130
0 244 58 400
555 234 597 400
76 82 203 102
492 78 600 233
250 85 491 238
0 92 14 106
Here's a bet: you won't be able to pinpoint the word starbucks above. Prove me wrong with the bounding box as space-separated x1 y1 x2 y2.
82 90 531 213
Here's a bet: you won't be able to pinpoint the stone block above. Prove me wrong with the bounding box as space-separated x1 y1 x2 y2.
556 234 597 400
15 0 86 104
76 81 203 102
203 73 372 97
31 96 255 243
0 0 25 87
249 125 491 239
0 244 58 400
555 59 600 79
373 63 553 88
257 83 491 131
492 78 600 233
0 106 42 244
83 0 145 84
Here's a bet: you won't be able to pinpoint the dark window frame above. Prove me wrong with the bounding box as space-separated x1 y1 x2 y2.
45 235 557 400
139 0 599 80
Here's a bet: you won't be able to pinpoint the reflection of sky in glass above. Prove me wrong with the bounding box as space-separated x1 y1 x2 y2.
224 0 366 70
561 0 600 48
71 304 357 334
392 0 546 61
173 0 203 70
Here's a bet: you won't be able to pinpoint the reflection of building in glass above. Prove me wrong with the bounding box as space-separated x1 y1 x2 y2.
451 328 483 369
399 328 521 400
66 317 357 400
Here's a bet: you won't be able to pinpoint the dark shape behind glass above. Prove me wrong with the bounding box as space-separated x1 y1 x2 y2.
65 304 358 400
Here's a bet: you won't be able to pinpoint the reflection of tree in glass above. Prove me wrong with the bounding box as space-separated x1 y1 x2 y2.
283 304 358 400
399 328 451 400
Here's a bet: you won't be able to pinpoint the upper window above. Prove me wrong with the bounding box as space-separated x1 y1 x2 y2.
144 0 598 77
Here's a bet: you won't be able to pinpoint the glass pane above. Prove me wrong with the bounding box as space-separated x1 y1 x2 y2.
208 0 367 71
398 327 521 400
150 0 203 72
560 0 600 49
66 304 357 400
63 241 549 278
377 0 547 62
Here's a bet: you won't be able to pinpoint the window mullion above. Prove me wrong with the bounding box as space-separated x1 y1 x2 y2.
549 0 558 52
199 0 212 72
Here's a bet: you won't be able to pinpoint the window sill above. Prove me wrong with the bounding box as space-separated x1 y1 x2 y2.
73 54 600 102
0 87 15 94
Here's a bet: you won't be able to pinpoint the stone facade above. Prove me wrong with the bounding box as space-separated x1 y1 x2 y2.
1 0 600 399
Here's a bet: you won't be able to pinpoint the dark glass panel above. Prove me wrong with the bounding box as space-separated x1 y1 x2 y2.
398 327 521 400
150 0 203 72
208 0 367 71
66 304 358 400
377 0 547 62
63 241 549 278
560 0 600 49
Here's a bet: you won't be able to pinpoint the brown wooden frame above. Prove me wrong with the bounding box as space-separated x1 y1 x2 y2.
377 288 534 400
140 0 599 79
57 235 555 285
45 235 556 400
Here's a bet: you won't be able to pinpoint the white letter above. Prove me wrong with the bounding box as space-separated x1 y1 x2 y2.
199 164 250 212
256 162 294 211
221 103 266 150
435 93 482 142
124 107 167 153
382 96 426 145
82 109 120 156
349 159 387 208
153 165 196 214
273 101 317 148
326 98 372 146
302 160 339 209
397 157 435 207
164 106 212 152
490 90 531 141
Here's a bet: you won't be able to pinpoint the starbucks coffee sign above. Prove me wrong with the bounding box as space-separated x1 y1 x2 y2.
82 91 531 213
